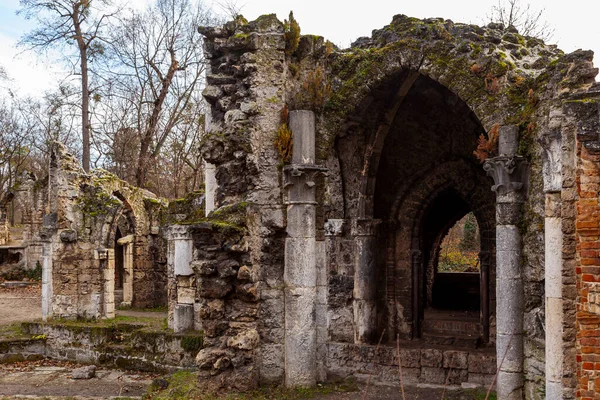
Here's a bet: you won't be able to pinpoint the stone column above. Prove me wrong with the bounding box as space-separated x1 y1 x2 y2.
483 126 529 400
167 226 194 333
204 161 217 216
40 214 57 321
41 238 53 321
541 130 564 399
96 249 115 319
284 110 326 387
351 219 381 343
117 235 135 307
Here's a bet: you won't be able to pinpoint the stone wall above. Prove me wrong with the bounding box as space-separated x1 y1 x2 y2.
327 342 496 387
36 142 168 319
19 322 203 372
197 14 289 389
567 60 600 398
194 12 600 398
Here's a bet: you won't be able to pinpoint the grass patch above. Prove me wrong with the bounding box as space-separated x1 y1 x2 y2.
0 322 24 339
144 372 358 400
47 315 167 331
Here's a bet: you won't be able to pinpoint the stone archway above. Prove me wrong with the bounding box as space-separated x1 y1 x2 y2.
386 159 496 345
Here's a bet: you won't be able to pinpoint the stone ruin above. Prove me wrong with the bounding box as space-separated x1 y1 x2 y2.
1 142 170 317
4 12 600 400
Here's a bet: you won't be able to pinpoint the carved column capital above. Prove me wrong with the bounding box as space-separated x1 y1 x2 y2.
164 225 192 241
283 165 327 205
483 156 529 197
324 219 345 236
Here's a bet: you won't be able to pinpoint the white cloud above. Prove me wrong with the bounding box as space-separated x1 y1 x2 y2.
0 33 66 97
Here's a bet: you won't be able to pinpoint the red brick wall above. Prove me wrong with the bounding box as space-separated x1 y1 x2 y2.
576 140 600 400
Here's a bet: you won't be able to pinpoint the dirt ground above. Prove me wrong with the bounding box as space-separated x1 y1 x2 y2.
0 359 155 399
0 285 41 326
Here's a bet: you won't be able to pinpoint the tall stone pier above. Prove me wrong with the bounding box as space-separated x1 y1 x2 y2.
541 130 564 399
284 110 325 387
484 126 529 400
352 219 380 343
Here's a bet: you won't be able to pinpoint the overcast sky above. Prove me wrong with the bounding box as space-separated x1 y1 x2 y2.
0 0 598 96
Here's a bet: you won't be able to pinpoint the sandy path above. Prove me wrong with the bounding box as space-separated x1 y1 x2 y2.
0 285 41 326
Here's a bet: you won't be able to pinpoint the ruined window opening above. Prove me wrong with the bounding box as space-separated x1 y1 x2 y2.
431 212 481 312
438 212 480 273
0 249 23 265
114 228 124 291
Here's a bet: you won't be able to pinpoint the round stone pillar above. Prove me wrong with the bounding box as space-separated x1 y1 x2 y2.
484 125 529 400
284 110 326 387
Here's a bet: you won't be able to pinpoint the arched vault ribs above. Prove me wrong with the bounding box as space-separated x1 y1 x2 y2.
338 72 497 349
384 160 495 344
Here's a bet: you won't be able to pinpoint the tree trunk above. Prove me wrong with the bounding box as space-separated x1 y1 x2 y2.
73 4 90 172
135 52 179 187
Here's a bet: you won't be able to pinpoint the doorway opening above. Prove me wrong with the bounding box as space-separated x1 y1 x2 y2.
114 227 125 306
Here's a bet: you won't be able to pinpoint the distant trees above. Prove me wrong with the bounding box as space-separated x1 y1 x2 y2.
488 0 554 41
17 0 115 172
0 89 80 197
11 0 218 197
97 0 214 189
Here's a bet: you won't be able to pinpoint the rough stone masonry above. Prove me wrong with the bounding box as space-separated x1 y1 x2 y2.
5 11 600 400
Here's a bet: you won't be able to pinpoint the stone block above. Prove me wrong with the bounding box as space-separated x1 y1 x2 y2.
468 352 497 374
284 287 316 333
284 238 316 287
174 239 193 276
173 304 194 333
400 348 421 368
71 365 96 379
257 343 284 385
443 350 469 369
328 308 353 343
285 328 316 387
177 286 195 305
289 110 315 164
198 277 232 299
420 367 446 384
447 369 469 384
420 348 443 367
286 204 316 238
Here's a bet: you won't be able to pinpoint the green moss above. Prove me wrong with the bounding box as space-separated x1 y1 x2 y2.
254 14 280 31
233 15 248 25
76 186 122 220
180 334 203 352
470 43 482 57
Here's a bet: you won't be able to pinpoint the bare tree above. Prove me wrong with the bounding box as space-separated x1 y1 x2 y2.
98 0 215 188
488 0 554 41
17 0 115 172
216 0 245 19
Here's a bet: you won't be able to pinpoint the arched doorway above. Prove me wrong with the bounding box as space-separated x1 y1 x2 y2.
334 71 497 347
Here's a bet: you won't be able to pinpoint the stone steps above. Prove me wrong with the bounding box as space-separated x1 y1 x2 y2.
421 317 482 337
421 332 480 349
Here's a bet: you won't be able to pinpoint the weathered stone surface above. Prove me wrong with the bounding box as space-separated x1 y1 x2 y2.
198 277 232 299
227 329 260 350
71 365 96 379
